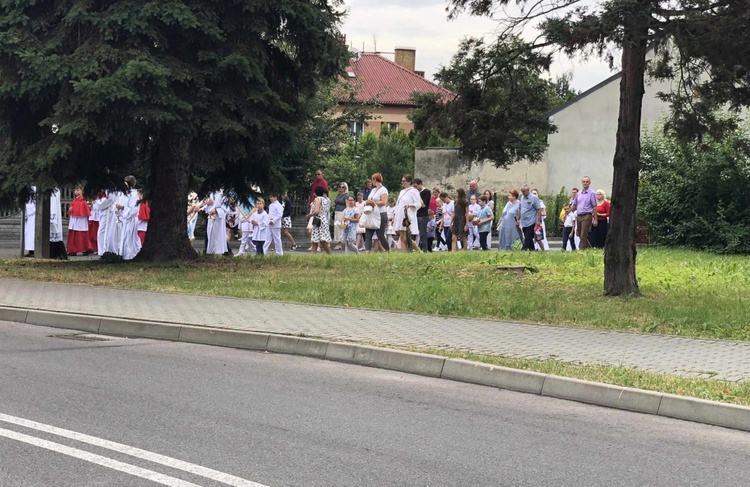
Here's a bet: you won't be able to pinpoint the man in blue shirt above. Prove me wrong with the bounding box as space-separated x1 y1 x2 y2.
517 185 543 251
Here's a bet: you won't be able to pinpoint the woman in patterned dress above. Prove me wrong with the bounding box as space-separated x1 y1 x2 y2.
307 185 332 254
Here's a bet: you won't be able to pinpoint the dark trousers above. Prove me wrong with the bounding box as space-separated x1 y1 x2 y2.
253 240 265 256
427 237 434 252
417 216 429 251
522 225 536 251
443 228 453 251
365 211 389 251
562 226 576 251
479 231 490 250
590 219 608 248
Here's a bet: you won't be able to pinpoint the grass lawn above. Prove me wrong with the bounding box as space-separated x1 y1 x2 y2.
1 247 748 340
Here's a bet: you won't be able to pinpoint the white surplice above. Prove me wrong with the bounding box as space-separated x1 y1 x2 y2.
119 189 141 260
205 190 228 255
50 189 63 243
94 192 119 255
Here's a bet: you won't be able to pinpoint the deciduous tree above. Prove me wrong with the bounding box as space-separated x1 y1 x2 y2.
446 0 750 296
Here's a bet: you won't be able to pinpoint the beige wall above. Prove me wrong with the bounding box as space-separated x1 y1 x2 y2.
417 64 678 196
332 104 415 135
415 149 547 195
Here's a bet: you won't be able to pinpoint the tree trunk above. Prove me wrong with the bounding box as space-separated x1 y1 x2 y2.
135 132 198 262
603 34 648 296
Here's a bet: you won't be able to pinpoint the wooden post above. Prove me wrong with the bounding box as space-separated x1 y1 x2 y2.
34 191 51 259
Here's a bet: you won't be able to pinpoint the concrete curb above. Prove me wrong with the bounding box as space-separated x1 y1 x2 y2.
2 305 749 433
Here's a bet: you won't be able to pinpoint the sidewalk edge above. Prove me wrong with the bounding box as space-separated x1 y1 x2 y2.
2 305 748 433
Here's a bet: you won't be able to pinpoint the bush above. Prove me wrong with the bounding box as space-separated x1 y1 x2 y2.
639 122 750 254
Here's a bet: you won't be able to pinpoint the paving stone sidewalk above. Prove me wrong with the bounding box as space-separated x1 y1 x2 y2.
1 278 749 382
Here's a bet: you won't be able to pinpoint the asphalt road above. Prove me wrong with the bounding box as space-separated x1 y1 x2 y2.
1 321 749 487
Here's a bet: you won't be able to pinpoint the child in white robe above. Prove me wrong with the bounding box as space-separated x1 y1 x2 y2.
250 198 269 256
468 195 481 250
236 204 256 257
24 190 35 257
94 191 120 256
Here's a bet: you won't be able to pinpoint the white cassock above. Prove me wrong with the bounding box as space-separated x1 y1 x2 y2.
119 188 141 260
263 200 284 256
50 189 63 243
94 192 119 255
24 192 36 252
205 190 228 255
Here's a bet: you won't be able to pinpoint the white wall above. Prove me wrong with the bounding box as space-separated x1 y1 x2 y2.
546 70 677 194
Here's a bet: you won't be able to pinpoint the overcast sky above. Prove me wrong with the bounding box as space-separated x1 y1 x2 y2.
340 0 616 93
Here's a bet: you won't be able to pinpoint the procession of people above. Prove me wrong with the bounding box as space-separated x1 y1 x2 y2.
21 171 610 259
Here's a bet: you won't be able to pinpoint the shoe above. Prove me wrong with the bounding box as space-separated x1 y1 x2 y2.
24 251 34 258
68 252 78 256
290 244 298 251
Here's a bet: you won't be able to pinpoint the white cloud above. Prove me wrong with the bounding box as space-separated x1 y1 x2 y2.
341 0 617 92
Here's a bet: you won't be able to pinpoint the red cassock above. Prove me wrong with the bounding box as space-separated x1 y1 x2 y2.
67 196 93 254
137 203 151 246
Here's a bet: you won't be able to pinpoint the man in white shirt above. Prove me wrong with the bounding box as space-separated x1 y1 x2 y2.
264 194 284 256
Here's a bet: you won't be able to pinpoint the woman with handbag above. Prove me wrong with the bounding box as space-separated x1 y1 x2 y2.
393 174 422 252
306 185 332 254
364 172 390 252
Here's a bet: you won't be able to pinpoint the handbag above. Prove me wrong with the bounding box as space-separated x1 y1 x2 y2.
312 216 321 228
362 208 381 230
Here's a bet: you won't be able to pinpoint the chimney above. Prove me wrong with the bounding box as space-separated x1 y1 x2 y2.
394 47 416 72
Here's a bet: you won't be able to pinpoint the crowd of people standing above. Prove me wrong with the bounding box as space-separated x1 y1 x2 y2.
302 171 612 254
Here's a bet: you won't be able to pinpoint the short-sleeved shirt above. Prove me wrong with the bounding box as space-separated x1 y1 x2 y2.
519 194 542 228
369 186 388 209
427 218 436 238
442 200 454 226
478 206 493 233
574 189 597 215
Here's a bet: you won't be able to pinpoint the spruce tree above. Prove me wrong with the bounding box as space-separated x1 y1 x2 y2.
0 1 347 260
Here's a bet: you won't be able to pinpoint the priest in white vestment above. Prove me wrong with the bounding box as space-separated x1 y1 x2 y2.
24 188 36 256
205 190 228 255
116 177 141 260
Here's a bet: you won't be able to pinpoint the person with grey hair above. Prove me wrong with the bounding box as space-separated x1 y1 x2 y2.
517 185 543 251
468 180 481 201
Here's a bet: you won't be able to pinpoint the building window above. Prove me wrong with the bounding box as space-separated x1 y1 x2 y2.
382 122 399 132
348 121 365 137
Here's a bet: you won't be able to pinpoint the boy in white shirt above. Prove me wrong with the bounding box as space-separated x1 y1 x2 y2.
264 194 284 256
468 194 481 250
439 193 454 252
236 203 255 256
562 204 577 251
250 198 269 256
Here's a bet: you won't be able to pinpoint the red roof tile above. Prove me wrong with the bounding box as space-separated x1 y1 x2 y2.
343 52 455 107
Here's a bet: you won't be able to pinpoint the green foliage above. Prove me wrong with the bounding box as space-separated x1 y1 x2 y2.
322 128 414 194
409 36 557 167
639 122 750 254
0 0 348 201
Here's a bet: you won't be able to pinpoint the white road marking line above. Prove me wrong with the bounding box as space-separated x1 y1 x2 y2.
0 427 202 487
0 413 269 487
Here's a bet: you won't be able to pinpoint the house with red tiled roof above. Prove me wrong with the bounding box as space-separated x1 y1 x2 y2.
333 47 455 136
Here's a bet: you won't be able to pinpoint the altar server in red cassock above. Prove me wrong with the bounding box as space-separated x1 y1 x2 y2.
67 184 94 255
137 190 150 246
